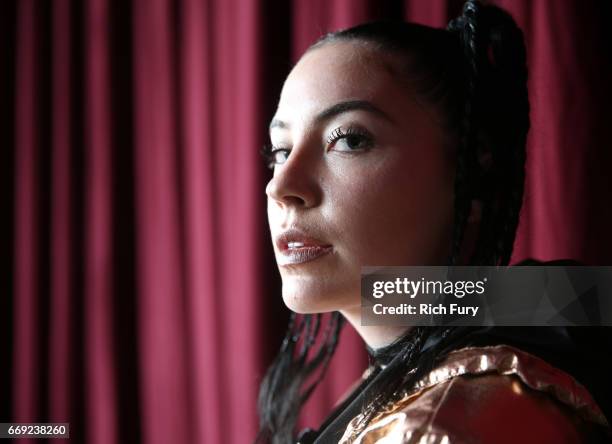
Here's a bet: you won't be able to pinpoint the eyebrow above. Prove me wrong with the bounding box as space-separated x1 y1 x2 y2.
268 100 392 132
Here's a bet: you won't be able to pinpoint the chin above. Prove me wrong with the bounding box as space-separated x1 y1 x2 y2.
281 291 331 314
281 280 358 314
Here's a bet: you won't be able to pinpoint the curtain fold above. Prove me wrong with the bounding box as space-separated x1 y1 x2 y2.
84 0 117 442
14 0 41 431
4 1 611 443
179 0 223 442
49 0 72 440
132 1 192 443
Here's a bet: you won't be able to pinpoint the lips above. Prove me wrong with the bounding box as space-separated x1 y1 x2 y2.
275 228 333 266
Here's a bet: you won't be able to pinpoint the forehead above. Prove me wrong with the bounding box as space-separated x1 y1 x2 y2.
276 41 411 121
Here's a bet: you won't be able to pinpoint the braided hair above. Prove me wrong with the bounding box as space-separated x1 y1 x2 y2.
257 1 529 442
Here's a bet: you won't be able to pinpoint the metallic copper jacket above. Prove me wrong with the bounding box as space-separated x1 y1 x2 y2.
337 345 610 443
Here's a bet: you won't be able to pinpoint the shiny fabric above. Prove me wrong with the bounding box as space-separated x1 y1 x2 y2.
338 345 611 443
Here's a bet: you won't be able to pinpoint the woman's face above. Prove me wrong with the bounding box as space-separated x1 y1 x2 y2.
266 41 456 314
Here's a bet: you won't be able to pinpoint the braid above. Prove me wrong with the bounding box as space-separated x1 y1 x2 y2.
299 312 343 403
447 0 529 266
256 312 344 443
350 325 460 435
487 6 529 266
447 0 482 266
352 326 430 430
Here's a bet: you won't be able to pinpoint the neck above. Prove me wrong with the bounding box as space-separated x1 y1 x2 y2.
340 305 413 350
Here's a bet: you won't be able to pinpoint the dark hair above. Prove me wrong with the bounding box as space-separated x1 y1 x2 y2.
257 1 529 442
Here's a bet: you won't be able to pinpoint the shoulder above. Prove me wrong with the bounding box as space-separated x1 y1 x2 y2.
340 345 611 443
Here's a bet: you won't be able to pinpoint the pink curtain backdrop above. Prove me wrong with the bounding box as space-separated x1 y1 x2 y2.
2 1 611 443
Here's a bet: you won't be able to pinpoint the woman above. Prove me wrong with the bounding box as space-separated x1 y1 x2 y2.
257 1 611 442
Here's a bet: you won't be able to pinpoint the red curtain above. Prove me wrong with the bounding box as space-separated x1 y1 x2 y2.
1 1 611 443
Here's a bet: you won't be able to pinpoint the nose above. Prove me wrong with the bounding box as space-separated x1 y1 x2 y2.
265 145 321 209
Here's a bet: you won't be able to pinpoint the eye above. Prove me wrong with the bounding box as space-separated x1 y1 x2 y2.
260 144 290 169
327 126 373 152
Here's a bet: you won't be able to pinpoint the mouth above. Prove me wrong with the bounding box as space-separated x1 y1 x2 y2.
278 244 334 266
275 229 334 266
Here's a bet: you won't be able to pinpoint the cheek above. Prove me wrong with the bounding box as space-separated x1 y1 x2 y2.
332 149 454 266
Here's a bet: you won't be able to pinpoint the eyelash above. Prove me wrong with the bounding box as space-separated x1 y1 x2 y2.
326 125 371 147
260 144 289 170
261 125 373 170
